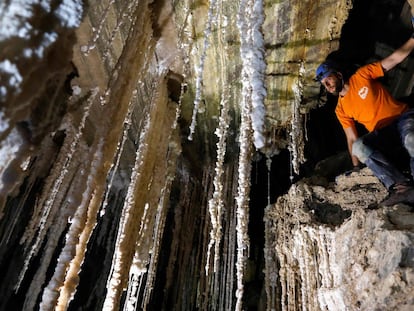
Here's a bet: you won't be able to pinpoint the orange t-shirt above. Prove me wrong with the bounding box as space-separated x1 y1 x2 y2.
335 61 408 132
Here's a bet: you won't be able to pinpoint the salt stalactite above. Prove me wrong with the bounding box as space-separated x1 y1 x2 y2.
187 0 218 141
224 192 237 311
237 0 267 150
123 198 153 311
64 78 151 311
161 168 191 308
140 182 171 308
100 95 135 217
266 155 272 206
206 91 230 276
102 106 151 311
174 0 193 84
234 0 266 306
16 87 98 294
127 95 181 309
39 139 104 311
172 82 186 130
97 3 157 304
123 73 179 309
205 0 231 276
19 89 99 311
263 210 278 310
124 272 140 311
234 67 254 311
36 45 151 309
290 61 306 175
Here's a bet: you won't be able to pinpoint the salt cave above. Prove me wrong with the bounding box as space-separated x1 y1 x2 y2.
0 0 414 310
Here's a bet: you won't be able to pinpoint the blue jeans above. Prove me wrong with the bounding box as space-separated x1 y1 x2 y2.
352 109 414 189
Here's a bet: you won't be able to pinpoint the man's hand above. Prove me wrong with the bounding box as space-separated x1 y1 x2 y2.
345 163 364 176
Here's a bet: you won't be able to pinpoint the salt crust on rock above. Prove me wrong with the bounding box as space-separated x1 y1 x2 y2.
265 168 414 311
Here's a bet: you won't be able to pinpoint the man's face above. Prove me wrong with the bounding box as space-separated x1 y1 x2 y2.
321 73 342 96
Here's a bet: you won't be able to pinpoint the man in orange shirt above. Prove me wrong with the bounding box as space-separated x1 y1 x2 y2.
316 34 414 205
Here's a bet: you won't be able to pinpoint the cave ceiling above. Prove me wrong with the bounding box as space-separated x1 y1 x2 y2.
0 0 413 310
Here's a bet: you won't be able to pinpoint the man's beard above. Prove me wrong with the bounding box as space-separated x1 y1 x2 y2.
331 79 344 96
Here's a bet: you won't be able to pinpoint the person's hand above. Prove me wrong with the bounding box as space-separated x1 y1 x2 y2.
344 163 364 176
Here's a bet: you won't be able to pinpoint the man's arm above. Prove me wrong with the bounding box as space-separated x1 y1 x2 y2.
343 126 360 167
381 36 414 72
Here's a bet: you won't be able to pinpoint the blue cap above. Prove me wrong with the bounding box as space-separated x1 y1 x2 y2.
315 60 339 82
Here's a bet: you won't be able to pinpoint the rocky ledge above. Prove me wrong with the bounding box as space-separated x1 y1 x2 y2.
265 167 414 311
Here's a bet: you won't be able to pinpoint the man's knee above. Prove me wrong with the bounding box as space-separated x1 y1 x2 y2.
352 138 373 163
404 132 414 157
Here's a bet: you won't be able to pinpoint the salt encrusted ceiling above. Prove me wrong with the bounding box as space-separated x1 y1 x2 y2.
0 0 413 310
